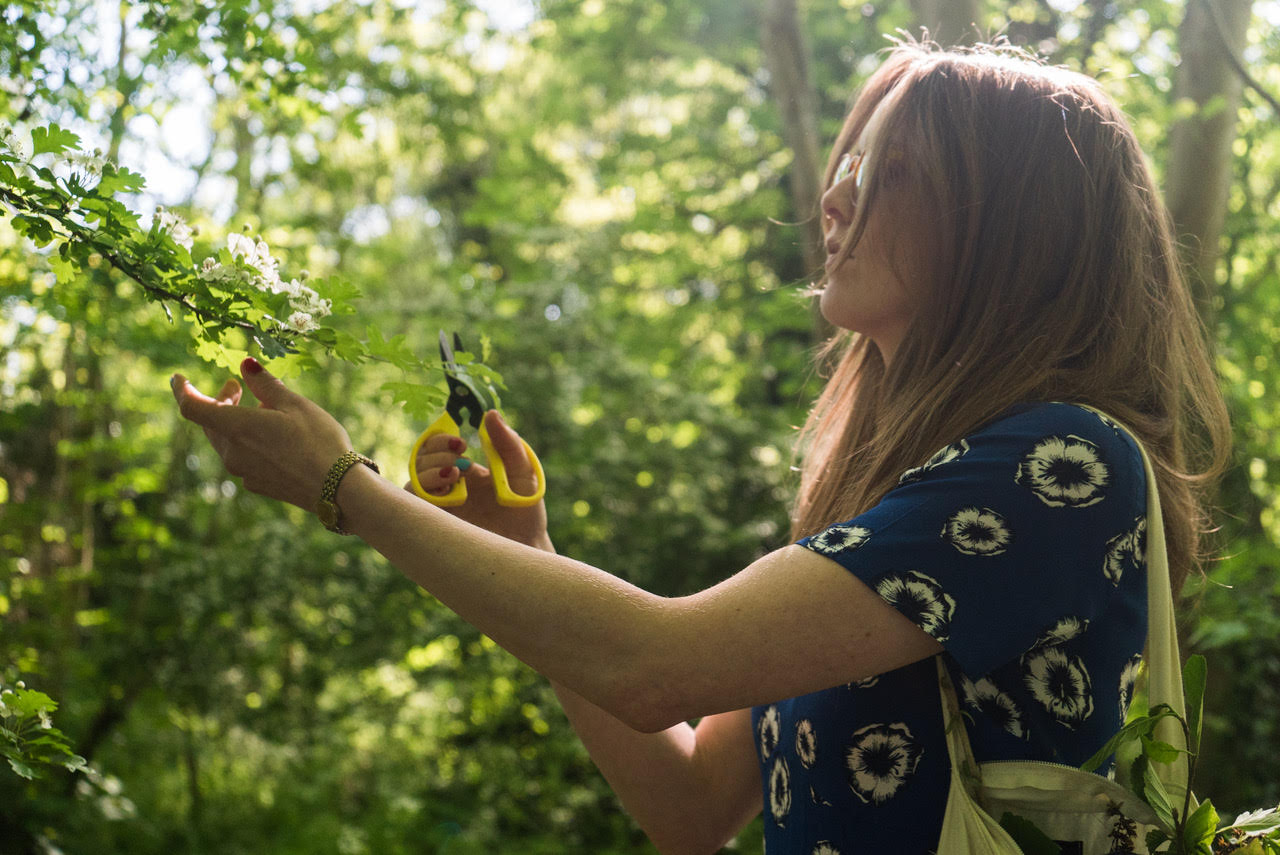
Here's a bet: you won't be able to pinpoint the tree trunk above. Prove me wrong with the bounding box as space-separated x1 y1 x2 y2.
1165 0 1255 323
757 0 830 342
908 0 981 47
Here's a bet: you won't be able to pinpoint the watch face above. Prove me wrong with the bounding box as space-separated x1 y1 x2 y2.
316 499 340 529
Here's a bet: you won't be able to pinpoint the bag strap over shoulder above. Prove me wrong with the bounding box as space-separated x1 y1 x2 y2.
1077 406 1187 795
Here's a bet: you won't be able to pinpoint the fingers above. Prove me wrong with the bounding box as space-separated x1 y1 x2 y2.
410 433 470 496
415 433 468 461
483 410 536 489
238 357 295 410
172 374 255 433
215 378 242 406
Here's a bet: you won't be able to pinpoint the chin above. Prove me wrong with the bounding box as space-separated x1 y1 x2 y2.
818 289 858 331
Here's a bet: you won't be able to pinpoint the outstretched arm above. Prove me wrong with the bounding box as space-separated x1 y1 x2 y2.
413 409 763 855
172 361 942 732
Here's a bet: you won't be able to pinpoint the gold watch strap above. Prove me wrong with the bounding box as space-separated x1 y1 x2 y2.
318 451 380 534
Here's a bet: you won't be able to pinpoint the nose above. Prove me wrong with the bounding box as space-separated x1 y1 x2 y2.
821 181 853 231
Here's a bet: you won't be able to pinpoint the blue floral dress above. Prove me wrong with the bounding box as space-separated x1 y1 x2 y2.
751 403 1148 854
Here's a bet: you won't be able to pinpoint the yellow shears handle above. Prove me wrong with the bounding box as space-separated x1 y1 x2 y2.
408 413 546 508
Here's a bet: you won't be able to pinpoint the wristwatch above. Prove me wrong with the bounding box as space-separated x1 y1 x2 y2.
316 451 380 534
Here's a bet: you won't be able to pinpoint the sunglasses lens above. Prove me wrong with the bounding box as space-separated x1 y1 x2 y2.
834 152 853 185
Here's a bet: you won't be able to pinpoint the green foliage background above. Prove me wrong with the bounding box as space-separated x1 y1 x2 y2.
1 0 1279 851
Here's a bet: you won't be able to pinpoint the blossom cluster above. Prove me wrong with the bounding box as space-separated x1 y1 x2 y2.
192 231 332 334
0 122 25 159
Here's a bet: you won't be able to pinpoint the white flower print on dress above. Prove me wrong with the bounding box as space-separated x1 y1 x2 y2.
875 571 956 642
795 718 817 768
1104 516 1147 585
1022 646 1094 728
809 784 833 807
769 756 792 826
960 674 1026 739
942 506 1012 556
758 705 780 761
1119 654 1143 725
899 439 970 485
812 843 842 855
844 722 923 804
1015 434 1111 508
1031 615 1091 650
809 523 872 556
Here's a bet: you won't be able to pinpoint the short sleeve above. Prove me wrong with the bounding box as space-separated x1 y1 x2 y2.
798 403 1146 680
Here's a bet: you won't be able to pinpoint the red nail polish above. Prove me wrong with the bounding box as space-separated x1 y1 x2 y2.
449 438 464 453
440 466 455 479
242 357 263 375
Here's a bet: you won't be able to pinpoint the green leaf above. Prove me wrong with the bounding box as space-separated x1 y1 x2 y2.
50 253 79 284
1184 654 1207 755
94 164 145 195
1133 755 1177 831
194 337 250 373
998 813 1061 855
1184 800 1220 849
30 124 81 156
11 689 56 717
1227 807 1280 835
12 214 54 246
1140 735 1183 765
7 757 36 780
1146 828 1170 852
1082 707 1177 772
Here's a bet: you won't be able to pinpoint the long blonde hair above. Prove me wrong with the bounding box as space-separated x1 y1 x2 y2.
792 42 1231 595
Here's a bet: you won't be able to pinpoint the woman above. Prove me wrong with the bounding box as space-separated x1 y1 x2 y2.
173 41 1230 854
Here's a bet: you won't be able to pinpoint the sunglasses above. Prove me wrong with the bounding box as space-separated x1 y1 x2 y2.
832 146 907 191
833 151 867 188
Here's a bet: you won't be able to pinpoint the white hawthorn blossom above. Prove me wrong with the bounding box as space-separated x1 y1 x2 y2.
198 233 331 334
155 207 193 250
0 122 26 159
941 506 1011 556
286 311 319 333
67 148 109 179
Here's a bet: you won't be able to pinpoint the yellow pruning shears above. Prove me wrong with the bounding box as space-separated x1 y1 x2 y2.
408 331 545 507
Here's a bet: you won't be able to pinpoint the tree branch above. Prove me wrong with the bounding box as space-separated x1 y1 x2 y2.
0 184 261 335
1200 0 1280 115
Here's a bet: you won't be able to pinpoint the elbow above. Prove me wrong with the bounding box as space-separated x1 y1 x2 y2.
607 680 688 734
595 652 694 734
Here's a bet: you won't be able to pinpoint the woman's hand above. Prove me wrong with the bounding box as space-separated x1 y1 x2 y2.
171 358 355 510
409 410 550 549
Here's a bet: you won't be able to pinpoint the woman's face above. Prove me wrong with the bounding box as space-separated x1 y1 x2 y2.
819 100 934 364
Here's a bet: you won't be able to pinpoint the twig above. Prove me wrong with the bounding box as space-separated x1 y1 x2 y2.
1200 0 1280 116
0 185 260 335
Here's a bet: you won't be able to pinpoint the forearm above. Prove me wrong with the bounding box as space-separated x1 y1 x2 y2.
338 465 674 729
552 681 754 855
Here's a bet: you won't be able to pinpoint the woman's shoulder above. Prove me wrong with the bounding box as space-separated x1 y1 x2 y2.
972 401 1142 458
